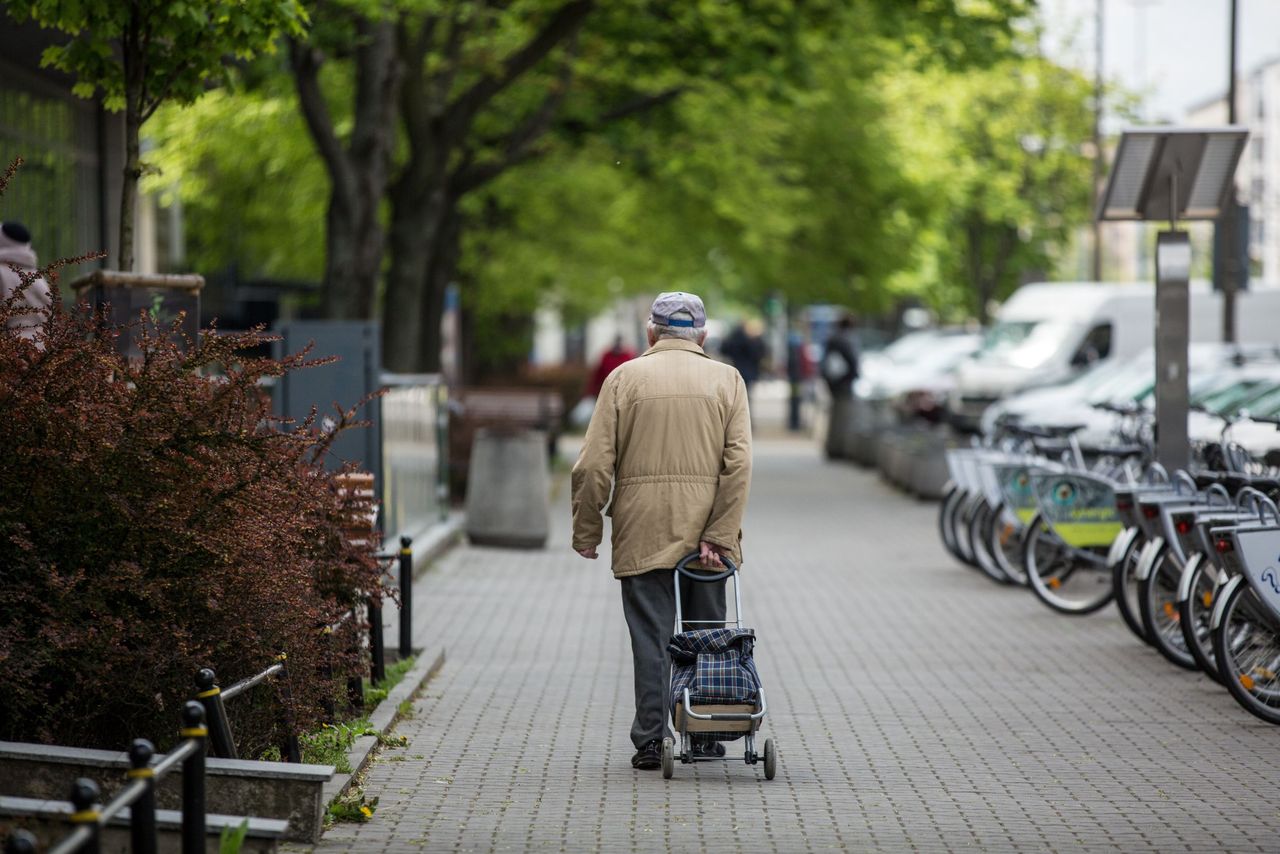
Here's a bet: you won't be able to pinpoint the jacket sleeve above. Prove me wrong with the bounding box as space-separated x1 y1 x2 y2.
702 373 752 550
571 371 619 550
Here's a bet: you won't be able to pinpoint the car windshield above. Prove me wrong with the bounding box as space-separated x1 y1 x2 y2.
1196 378 1278 415
1243 385 1280 418
978 319 1077 369
1084 360 1154 404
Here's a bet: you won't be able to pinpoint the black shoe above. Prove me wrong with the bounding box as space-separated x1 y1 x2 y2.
693 740 725 759
631 739 662 770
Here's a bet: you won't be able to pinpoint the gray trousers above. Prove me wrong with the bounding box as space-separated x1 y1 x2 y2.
620 569 727 748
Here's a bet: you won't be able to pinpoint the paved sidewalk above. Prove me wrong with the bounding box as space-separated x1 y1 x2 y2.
314 438 1280 853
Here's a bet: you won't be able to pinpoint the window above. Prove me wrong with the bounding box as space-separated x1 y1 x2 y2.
1070 323 1112 367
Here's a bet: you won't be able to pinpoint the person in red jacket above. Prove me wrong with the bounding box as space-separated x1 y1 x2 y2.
586 336 635 397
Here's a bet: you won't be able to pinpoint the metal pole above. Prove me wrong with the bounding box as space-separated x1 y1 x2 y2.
347 604 365 713
127 739 158 854
1222 0 1240 343
275 653 303 763
194 668 237 760
369 595 386 684
68 778 101 854
399 535 414 659
1092 0 1105 281
180 702 207 854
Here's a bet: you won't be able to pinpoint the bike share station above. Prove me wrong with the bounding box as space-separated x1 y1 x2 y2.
937 125 1280 724
1096 126 1251 474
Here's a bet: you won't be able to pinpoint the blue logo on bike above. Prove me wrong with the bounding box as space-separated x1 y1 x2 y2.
1262 568 1280 596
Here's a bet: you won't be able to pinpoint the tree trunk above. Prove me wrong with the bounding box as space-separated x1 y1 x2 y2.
290 18 401 321
118 94 142 272
321 180 383 320
383 182 446 372
417 211 461 373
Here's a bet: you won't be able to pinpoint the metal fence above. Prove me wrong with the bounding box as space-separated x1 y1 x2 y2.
380 375 449 541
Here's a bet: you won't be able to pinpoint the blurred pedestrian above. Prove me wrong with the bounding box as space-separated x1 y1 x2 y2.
720 319 768 392
586 335 635 397
0 222 51 343
821 314 859 459
571 291 752 771
571 335 636 430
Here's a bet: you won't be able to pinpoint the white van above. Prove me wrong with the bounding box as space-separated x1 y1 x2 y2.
947 281 1280 431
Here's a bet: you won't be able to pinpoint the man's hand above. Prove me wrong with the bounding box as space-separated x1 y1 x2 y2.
576 546 598 560
699 540 725 568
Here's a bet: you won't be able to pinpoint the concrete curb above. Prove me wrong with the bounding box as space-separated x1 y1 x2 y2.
407 512 465 578
320 644 446 809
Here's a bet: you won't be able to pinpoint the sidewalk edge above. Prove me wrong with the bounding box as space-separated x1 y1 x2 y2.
320 644 447 809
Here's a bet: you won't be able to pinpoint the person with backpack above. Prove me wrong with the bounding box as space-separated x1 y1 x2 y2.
821 314 859 459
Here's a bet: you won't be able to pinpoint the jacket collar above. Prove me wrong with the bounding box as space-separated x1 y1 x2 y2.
640 338 710 359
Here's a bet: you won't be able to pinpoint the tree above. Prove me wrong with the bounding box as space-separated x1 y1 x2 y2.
5 0 306 271
376 0 1037 371
897 56 1095 321
289 2 401 319
144 81 328 283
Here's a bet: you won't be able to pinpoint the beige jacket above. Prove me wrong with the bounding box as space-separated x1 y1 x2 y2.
571 338 752 578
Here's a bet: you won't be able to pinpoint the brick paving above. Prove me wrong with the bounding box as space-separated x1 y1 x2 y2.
312 437 1280 853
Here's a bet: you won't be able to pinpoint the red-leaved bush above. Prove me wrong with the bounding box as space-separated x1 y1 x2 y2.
0 160 384 753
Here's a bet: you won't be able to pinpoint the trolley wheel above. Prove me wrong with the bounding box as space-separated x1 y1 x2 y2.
661 738 674 779
763 739 776 780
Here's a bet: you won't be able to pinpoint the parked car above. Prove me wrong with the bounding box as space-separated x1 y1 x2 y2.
949 281 1280 432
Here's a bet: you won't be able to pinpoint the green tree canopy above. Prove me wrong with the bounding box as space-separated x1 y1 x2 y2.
5 0 306 270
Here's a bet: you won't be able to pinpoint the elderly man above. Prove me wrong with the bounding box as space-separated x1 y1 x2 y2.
571 291 752 770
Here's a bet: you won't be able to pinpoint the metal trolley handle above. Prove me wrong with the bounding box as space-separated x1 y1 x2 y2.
673 551 744 629
674 551 738 581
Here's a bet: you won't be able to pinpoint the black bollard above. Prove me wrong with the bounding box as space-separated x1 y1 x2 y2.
398 535 413 659
68 777 101 854
128 739 158 854
369 596 386 684
318 625 336 722
179 702 207 854
194 667 238 759
275 653 303 763
3 829 38 854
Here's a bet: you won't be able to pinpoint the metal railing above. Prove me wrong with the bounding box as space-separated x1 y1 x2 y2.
195 657 301 764
4 702 212 854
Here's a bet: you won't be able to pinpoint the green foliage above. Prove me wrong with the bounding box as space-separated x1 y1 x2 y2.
6 0 306 115
300 717 408 772
141 0 1089 341
218 819 250 854
893 54 1096 318
144 80 328 281
326 789 378 825
362 654 417 710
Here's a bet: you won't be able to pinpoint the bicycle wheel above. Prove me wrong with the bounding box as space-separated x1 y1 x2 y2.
988 502 1029 586
1177 554 1223 683
1136 543 1198 670
1212 578 1280 725
938 483 966 564
1023 513 1114 614
1111 532 1152 644
968 497 1013 584
952 493 981 569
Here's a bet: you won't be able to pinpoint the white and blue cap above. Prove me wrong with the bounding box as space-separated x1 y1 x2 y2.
650 291 706 328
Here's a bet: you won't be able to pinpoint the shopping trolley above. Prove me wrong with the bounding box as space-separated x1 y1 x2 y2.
662 552 775 780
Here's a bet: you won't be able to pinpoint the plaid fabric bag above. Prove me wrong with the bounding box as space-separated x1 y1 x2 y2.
668 628 760 707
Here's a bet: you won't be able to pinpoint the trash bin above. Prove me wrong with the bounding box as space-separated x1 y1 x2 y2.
465 427 550 548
